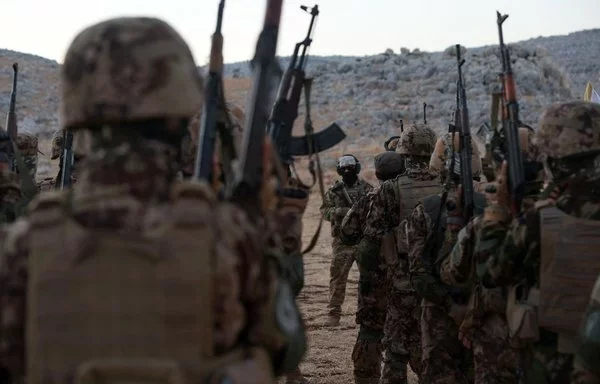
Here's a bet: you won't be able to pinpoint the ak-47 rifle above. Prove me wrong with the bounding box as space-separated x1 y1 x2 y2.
60 130 74 189
455 44 475 222
228 0 283 216
195 0 236 191
267 4 345 177
5 63 18 172
497 11 525 215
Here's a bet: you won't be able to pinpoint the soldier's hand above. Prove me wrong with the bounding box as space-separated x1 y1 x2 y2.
495 161 510 209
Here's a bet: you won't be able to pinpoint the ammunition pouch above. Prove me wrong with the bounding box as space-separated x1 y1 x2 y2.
506 284 539 348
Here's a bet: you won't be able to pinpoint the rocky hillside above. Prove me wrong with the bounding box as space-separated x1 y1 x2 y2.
0 28 599 172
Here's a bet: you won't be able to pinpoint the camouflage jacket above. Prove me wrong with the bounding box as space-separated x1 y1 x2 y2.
407 201 455 308
340 186 380 246
0 182 298 379
320 178 372 238
341 187 388 329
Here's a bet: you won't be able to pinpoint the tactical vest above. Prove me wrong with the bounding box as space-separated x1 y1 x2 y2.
26 184 275 384
538 206 600 342
395 175 441 222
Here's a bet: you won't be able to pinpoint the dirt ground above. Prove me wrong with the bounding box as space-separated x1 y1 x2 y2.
287 189 418 384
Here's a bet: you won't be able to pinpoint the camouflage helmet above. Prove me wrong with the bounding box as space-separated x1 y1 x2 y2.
60 17 204 131
534 101 600 159
374 151 405 181
397 124 436 157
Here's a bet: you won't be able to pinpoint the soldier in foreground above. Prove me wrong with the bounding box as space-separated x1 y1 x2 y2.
340 151 405 384
360 124 438 383
477 100 600 383
320 154 373 326
0 16 303 383
438 126 541 384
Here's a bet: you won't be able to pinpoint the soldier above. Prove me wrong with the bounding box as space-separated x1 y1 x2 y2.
0 17 304 383
37 129 85 191
477 100 600 383
340 151 405 384
402 124 487 384
430 128 483 183
438 126 541 384
320 154 373 326
359 124 438 383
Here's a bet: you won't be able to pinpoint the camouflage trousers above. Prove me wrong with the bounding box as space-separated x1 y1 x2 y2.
471 314 519 384
352 325 384 382
328 238 356 316
570 361 600 384
381 290 422 384
421 299 470 384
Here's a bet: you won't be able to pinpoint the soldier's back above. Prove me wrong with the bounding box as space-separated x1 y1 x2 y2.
0 181 280 383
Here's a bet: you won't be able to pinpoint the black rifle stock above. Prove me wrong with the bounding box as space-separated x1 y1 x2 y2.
194 0 226 186
267 4 345 167
455 44 475 222
228 0 283 214
6 63 18 172
497 11 525 215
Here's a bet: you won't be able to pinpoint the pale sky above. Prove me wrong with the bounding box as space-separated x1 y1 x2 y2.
1 0 599 65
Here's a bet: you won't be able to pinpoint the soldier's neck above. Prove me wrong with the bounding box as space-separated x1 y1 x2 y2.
75 142 179 203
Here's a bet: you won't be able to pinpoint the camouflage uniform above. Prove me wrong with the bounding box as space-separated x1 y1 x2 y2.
439 127 541 384
320 163 373 323
0 17 304 383
340 152 405 384
359 125 439 383
477 101 600 384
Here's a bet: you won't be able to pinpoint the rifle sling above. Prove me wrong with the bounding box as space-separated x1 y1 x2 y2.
301 79 326 255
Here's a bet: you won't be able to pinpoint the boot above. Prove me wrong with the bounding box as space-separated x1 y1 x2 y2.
325 314 340 326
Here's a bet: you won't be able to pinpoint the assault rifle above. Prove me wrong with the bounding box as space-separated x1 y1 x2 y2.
5 63 18 172
455 44 475 222
497 11 525 214
60 130 74 189
195 0 237 190
267 4 345 171
228 0 283 215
